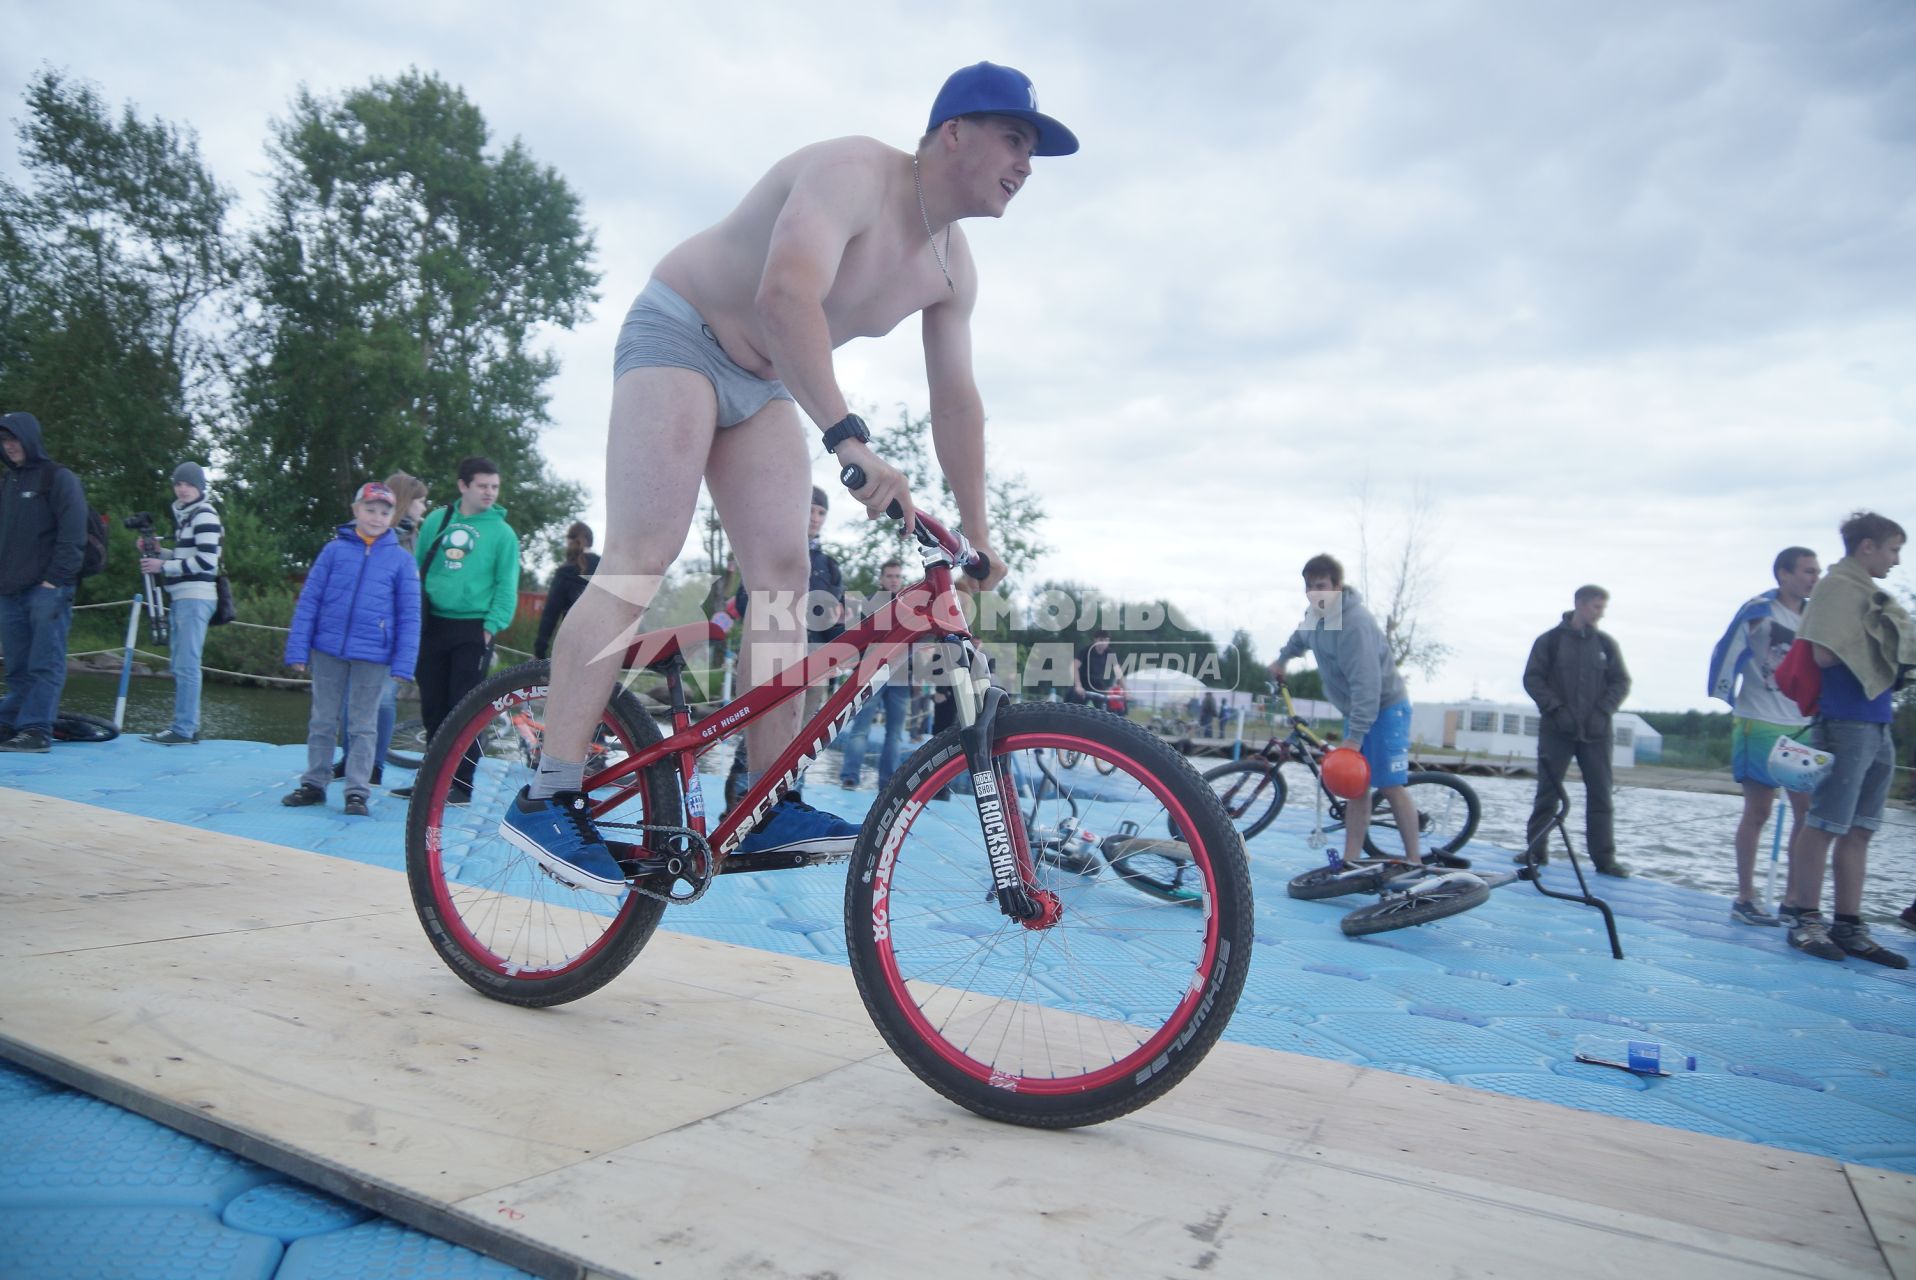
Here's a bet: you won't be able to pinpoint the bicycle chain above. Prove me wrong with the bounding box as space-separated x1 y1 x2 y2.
596 820 716 905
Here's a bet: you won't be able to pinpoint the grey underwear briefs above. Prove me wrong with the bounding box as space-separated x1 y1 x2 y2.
612 278 794 428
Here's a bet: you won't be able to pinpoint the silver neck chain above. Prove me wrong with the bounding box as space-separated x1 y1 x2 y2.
914 157 953 293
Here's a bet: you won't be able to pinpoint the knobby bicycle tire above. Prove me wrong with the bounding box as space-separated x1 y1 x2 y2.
1339 871 1489 937
845 701 1254 1128
1201 758 1288 839
1361 771 1481 860
406 661 681 1007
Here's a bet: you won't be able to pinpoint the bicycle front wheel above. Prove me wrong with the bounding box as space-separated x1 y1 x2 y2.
1201 758 1287 839
1362 771 1482 860
406 662 681 1007
846 701 1253 1128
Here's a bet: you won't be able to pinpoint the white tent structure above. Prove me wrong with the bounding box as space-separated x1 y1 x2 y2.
1117 667 1210 709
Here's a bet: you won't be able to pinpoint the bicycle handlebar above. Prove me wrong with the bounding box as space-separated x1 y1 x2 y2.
839 464 991 580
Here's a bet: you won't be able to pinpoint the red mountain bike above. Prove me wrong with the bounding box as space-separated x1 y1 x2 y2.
404 480 1252 1129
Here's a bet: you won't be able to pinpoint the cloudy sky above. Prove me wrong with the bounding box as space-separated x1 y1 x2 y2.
8 0 1913 712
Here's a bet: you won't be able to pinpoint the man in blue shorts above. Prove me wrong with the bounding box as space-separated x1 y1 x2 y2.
1270 554 1439 866
1707 546 1820 924
501 63 1076 894
1779 511 1912 968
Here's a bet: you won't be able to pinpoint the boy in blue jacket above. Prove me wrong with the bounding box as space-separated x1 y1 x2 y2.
282 483 423 816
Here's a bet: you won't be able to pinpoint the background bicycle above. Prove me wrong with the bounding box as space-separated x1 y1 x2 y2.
1201 685 1480 865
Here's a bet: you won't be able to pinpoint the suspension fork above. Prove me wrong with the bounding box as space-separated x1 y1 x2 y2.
950 647 1043 921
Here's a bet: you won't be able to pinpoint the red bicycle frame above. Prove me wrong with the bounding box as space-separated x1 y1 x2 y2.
581 509 978 859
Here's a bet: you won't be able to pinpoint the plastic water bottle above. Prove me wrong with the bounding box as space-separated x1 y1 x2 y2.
1573 1036 1696 1075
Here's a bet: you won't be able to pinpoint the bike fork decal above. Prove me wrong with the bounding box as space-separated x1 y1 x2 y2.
970 768 1020 893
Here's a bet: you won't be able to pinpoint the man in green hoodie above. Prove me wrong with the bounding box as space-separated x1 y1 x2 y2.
394 456 519 801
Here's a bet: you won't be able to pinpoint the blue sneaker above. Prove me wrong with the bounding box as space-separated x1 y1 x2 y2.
500 787 627 896
736 795 860 857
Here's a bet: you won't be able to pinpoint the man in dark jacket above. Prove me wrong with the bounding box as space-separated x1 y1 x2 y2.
0 412 88 753
1522 585 1632 876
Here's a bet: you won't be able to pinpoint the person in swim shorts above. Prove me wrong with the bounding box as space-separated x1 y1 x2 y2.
501 62 1078 893
1706 546 1820 925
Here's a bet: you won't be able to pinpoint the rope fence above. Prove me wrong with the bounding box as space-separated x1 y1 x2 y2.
60 598 539 691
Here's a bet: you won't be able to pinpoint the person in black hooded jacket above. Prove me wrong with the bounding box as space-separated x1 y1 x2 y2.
0 411 89 752
533 522 600 661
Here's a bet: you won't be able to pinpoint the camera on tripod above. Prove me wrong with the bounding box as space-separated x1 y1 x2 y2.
126 511 170 642
124 511 162 558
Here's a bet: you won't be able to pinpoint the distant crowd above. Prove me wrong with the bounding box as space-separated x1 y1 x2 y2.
1256 511 1912 970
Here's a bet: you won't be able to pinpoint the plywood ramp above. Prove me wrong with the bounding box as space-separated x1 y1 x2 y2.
0 788 1905 1280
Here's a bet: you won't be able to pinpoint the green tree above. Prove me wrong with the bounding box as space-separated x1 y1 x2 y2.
228 69 598 567
1218 628 1271 694
0 68 236 592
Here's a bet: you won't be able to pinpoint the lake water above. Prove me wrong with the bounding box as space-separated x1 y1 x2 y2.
46 671 1916 930
56 669 382 745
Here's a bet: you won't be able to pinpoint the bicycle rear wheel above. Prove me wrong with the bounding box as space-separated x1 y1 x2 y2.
1362 771 1481 860
405 661 681 1007
846 702 1253 1128
1339 871 1489 936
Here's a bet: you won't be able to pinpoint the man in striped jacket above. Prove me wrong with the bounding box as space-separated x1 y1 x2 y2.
138 461 223 745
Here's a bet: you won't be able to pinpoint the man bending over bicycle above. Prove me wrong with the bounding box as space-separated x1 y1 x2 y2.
1270 554 1427 865
501 63 1077 893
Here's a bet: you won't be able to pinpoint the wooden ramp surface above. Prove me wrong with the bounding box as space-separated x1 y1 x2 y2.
1 788 1909 1280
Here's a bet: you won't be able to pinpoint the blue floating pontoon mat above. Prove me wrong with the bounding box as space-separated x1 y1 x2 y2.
0 1060 533 1280
3 736 1913 1175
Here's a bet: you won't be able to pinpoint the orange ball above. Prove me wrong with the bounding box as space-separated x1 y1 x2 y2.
1321 746 1371 799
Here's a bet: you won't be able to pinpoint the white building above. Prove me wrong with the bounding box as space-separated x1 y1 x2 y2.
1407 699 1660 770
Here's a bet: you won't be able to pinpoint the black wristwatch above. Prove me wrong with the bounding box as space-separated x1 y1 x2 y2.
821 413 870 454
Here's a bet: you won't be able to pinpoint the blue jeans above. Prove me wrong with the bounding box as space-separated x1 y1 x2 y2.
305 651 391 799
166 595 216 738
337 676 398 771
839 682 910 786
0 583 75 734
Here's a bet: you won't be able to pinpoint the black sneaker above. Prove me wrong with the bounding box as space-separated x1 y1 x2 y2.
343 796 371 817
281 783 327 807
1594 860 1632 879
1423 852 1472 870
1830 920 1909 969
0 729 50 753
1512 850 1549 866
1900 905 1916 934
142 729 199 745
447 785 473 807
390 785 413 799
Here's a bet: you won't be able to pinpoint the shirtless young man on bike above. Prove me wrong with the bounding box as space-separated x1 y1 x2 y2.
501 63 1078 893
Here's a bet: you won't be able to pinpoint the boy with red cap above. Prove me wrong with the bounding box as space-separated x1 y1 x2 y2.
281 482 423 816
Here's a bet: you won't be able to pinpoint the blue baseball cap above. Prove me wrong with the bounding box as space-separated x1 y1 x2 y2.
928 62 1079 157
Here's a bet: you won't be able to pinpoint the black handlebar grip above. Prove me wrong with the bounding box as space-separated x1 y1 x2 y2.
839 464 904 520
